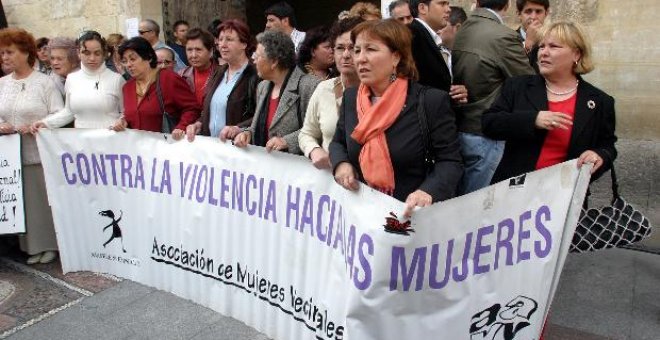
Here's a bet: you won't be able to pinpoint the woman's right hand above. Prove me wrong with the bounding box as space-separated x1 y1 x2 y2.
233 130 251 148
109 118 127 132
535 111 573 130
185 122 202 142
334 162 359 191
0 122 16 135
309 147 331 169
220 126 242 142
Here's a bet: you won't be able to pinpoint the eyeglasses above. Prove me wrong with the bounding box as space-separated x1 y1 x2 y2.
158 60 173 66
334 45 354 54
138 30 152 35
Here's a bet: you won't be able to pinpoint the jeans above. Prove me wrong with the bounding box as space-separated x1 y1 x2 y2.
458 132 504 195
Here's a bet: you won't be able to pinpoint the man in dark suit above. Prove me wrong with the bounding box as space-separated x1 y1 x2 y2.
408 0 467 104
516 0 550 73
452 0 534 194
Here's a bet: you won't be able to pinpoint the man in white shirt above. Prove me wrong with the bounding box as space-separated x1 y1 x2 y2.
264 1 306 56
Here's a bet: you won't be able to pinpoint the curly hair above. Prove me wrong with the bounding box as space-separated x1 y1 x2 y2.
296 26 330 70
0 28 38 67
48 37 81 67
118 37 158 69
349 2 382 20
256 30 296 71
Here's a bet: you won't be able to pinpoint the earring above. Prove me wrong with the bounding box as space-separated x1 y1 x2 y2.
389 72 396 83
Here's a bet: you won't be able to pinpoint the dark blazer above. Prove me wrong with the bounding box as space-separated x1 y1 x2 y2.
199 63 259 136
247 67 320 155
329 81 463 202
482 75 617 183
517 27 540 74
409 19 452 92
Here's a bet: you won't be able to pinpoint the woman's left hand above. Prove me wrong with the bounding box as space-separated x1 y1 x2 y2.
403 190 433 219
265 136 288 153
171 129 185 141
30 121 47 134
577 150 604 174
15 125 31 135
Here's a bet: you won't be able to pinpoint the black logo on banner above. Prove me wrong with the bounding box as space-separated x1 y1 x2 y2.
469 295 538 340
383 212 414 235
509 174 527 188
100 210 126 253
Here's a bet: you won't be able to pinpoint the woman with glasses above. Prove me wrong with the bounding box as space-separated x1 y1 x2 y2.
230 30 320 155
298 17 362 169
186 19 257 141
32 31 125 129
111 37 200 139
155 47 176 71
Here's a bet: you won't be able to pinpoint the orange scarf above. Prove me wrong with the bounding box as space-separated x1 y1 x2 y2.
351 78 408 195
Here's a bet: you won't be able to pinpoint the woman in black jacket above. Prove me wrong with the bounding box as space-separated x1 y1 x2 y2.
482 21 617 183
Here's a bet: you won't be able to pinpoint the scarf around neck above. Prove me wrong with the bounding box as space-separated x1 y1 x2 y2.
350 78 408 195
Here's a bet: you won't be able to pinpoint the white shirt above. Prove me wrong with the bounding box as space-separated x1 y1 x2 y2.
291 29 307 55
0 71 64 165
298 77 343 157
42 63 125 129
415 18 443 46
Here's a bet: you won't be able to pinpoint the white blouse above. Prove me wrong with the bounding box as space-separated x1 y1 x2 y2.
42 63 125 129
0 71 64 165
298 77 343 157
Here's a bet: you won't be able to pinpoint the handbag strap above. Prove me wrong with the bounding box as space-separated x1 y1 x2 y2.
609 164 620 200
415 86 432 164
155 70 165 114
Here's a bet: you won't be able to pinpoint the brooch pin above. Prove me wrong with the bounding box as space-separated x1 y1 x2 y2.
587 100 596 109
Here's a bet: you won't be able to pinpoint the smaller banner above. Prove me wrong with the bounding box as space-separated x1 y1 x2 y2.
0 134 25 234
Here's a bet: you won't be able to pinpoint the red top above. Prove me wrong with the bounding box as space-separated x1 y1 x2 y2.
265 97 279 137
536 93 577 169
122 69 201 132
193 67 212 105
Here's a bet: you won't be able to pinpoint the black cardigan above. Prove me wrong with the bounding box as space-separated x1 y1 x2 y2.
329 81 463 202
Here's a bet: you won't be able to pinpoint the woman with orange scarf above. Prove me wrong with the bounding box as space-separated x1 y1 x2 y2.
329 19 462 218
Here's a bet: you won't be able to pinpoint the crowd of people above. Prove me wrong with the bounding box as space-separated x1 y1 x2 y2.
0 0 617 306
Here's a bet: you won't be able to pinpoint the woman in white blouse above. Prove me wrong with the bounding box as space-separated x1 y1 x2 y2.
34 31 125 129
0 28 65 264
298 17 362 169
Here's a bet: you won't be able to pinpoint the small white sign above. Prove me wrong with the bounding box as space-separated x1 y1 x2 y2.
0 134 25 234
125 17 139 39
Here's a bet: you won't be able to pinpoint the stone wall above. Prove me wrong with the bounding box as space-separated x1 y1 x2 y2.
2 0 162 41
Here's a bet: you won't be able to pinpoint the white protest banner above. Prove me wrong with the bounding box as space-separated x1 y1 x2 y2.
0 134 25 234
37 129 590 340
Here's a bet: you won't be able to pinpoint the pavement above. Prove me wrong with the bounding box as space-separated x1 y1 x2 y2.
0 139 658 340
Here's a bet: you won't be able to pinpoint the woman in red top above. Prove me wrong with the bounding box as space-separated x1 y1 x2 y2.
482 21 617 184
111 37 200 139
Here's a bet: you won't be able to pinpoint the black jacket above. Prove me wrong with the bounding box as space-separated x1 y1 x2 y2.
409 19 452 92
329 81 463 202
482 75 617 183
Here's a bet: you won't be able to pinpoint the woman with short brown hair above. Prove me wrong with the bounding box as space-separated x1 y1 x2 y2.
0 28 64 264
330 19 462 218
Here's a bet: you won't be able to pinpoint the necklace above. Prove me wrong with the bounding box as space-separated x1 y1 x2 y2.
136 72 155 97
546 79 579 96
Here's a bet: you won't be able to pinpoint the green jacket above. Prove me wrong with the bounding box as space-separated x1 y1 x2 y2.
452 8 534 134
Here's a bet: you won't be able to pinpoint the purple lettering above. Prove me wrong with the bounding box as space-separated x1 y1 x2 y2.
105 154 119 185
286 185 300 228
452 232 472 282
534 205 552 258
353 233 373 290
134 156 145 189
264 180 277 223
61 153 76 184
246 175 257 216
390 246 427 291
473 225 494 275
495 218 515 270
91 154 108 185
120 154 133 188
231 171 243 211
429 241 454 289
75 153 91 185
208 167 218 206
195 166 209 203
219 169 230 208
299 190 314 235
517 210 532 263
316 195 330 243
